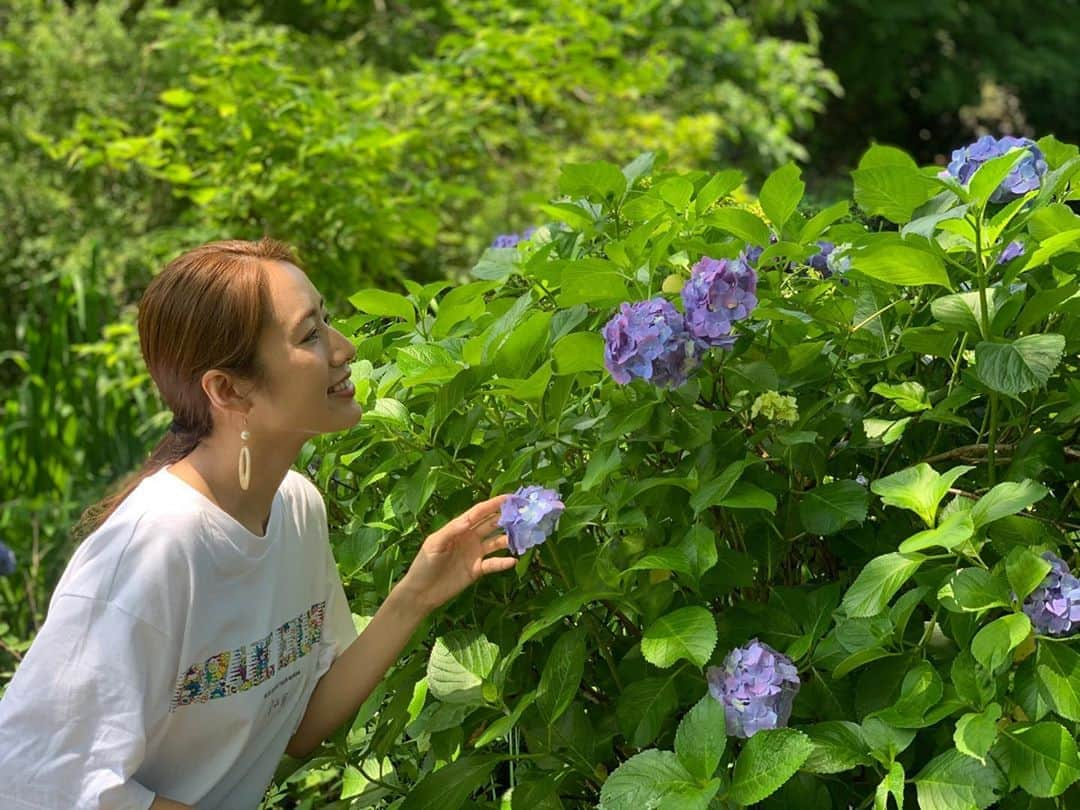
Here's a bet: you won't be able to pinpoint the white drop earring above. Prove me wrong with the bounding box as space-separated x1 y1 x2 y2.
238 416 251 491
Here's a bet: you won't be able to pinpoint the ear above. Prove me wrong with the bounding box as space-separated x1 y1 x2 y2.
201 369 254 418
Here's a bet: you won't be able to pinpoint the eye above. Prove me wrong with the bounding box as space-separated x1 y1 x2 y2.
304 313 332 342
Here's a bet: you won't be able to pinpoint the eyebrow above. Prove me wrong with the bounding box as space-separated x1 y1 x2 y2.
291 297 325 336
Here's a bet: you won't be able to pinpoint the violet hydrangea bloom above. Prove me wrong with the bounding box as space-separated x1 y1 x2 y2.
943 135 1049 203
602 298 699 388
1023 552 1080 636
681 257 758 350
997 240 1025 265
497 485 564 557
707 638 800 738
808 241 835 276
0 541 15 576
491 227 537 249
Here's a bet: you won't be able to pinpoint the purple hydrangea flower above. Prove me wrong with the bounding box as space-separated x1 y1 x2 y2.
943 135 1049 203
997 240 1025 265
808 241 835 276
739 233 778 269
0 541 15 576
681 257 758 350
707 638 800 738
1023 552 1080 636
491 227 538 249
497 485 564 556
602 298 699 388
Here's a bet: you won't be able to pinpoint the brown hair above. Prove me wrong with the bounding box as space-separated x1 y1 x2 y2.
74 237 301 540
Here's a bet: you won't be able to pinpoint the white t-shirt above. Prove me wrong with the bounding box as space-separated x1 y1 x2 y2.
0 465 358 810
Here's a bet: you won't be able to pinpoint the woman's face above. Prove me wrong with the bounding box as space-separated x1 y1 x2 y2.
247 260 362 437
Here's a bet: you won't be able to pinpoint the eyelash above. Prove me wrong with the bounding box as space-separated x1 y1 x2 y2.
305 313 332 342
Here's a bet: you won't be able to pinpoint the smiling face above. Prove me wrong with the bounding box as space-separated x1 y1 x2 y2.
244 259 361 437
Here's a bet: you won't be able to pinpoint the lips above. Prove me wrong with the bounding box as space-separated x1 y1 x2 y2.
327 375 351 394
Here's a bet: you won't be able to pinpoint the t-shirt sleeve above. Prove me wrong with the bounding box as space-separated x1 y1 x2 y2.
0 594 173 810
313 538 359 681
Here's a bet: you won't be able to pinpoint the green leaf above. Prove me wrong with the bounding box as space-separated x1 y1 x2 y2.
799 480 870 535
675 695 727 781
1035 641 1080 722
518 588 622 645
996 722 1080 798
971 480 1049 529
842 553 926 618
472 689 537 747
803 721 872 774
853 165 938 224
626 547 695 576
695 169 745 214
874 760 905 810
930 288 1011 337
954 704 1002 763
159 87 195 108
599 750 718 810
536 628 586 724
852 244 952 289
798 200 851 242
758 162 805 232
1006 547 1054 602
861 717 917 762
871 381 931 413
898 512 974 554
871 661 944 727
552 332 605 375
703 207 772 246
971 613 1031 672
871 463 975 528
427 630 499 704
348 288 417 325
616 676 679 748
400 754 503 810
969 150 1029 207
914 748 1006 809
641 607 717 669
974 335 1066 395
729 728 814 806
941 568 1012 612
558 261 629 306
559 160 627 203
690 456 757 513
858 144 919 170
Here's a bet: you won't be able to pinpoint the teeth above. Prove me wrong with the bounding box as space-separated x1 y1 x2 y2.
329 379 351 394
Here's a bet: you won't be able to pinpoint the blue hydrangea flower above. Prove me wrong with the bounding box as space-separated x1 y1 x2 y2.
997 240 1025 265
943 135 1049 203
707 638 800 738
1023 552 1080 636
491 227 537 249
681 257 758 350
602 298 699 388
497 485 564 556
739 233 778 270
0 541 15 576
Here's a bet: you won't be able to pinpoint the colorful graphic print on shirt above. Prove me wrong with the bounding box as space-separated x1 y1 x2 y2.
169 601 327 711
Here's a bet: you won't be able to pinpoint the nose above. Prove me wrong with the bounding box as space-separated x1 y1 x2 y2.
332 326 357 367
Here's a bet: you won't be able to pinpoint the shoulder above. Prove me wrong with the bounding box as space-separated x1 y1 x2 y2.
281 468 327 518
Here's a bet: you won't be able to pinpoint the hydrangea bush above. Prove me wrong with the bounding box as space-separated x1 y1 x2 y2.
301 137 1080 808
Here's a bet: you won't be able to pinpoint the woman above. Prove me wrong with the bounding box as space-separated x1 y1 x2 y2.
0 238 517 809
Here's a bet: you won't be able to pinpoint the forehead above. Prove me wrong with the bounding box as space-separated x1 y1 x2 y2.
262 260 321 326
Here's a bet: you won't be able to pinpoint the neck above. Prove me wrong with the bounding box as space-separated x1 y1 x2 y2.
170 430 308 536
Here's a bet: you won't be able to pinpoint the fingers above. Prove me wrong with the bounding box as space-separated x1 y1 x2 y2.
463 494 509 529
480 555 518 576
481 534 509 555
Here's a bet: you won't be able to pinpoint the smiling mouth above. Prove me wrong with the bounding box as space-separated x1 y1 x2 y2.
328 377 354 395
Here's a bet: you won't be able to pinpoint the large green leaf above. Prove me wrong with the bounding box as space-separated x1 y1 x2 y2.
427 630 499 704
729 728 814 806
675 695 727 781
599 750 719 810
953 703 1002 764
799 480 869 536
552 331 605 374
971 613 1031 673
974 335 1066 395
914 748 1006 809
851 244 952 289
536 627 586 724
940 568 1011 612
969 150 1029 208
802 721 872 774
852 164 938 224
842 553 926 618
758 162 804 231
930 287 1011 337
898 512 974 554
616 675 679 747
874 761 904 810
641 606 717 669
1036 641 1080 722
871 463 974 528
703 207 771 246
559 160 627 203
1006 547 1054 602
400 754 503 810
348 288 417 324
970 480 1049 528
996 722 1080 798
